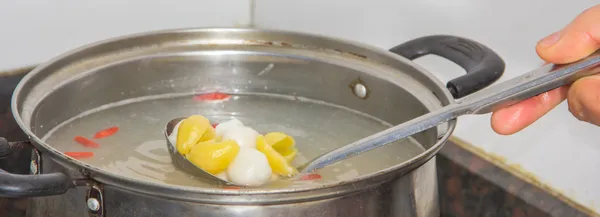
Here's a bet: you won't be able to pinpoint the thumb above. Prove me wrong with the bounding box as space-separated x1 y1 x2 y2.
567 75 600 125
536 5 600 64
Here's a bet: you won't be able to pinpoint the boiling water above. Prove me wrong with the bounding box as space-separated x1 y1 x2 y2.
43 93 426 190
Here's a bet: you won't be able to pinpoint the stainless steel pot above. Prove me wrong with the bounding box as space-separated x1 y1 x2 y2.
0 28 504 217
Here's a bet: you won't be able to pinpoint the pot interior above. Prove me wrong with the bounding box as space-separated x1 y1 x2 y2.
15 29 452 191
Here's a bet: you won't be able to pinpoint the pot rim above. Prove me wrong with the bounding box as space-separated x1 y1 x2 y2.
11 27 456 200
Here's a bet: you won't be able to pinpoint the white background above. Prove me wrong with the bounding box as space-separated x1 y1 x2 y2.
1 0 599 213
0 0 251 70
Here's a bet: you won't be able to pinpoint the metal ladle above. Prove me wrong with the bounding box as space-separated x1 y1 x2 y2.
166 50 600 185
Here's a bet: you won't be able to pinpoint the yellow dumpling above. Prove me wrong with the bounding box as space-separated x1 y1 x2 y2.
264 132 298 163
201 127 216 142
186 139 240 175
256 135 298 176
176 115 214 155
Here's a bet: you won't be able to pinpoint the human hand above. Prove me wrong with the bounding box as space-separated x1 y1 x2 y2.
491 4 600 135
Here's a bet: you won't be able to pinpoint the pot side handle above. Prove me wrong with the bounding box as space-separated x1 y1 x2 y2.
0 137 73 198
389 35 506 99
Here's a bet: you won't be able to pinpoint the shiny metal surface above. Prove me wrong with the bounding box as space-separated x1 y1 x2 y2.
25 150 439 217
164 117 234 186
10 28 470 216
301 51 600 173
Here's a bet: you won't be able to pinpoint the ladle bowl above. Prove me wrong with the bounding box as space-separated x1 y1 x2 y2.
164 117 237 186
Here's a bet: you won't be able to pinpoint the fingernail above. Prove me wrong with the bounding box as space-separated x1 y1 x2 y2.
538 32 561 48
570 105 586 121
577 111 587 121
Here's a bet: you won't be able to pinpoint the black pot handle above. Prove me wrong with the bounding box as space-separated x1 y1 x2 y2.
389 35 505 98
0 137 73 198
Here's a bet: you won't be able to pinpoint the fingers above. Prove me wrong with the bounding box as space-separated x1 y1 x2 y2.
491 4 600 135
567 75 600 126
536 5 600 64
491 86 569 135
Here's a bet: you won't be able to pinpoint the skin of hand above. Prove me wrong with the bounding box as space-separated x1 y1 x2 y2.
491 4 600 135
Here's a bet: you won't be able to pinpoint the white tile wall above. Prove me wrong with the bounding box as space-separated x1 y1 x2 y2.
0 0 251 70
255 0 600 213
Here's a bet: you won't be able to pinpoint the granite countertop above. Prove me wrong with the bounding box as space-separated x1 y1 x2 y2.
437 138 593 217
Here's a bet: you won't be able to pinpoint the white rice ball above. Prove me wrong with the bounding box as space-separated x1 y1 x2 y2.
167 120 182 148
215 172 229 181
227 148 272 186
215 118 244 139
222 126 259 149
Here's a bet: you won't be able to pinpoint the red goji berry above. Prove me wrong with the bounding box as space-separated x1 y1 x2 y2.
300 173 322 181
212 123 219 128
94 126 119 139
222 186 241 190
193 92 231 101
74 136 99 148
64 152 94 159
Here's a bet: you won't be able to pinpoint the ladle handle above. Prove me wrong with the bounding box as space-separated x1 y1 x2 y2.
0 138 73 198
301 50 600 173
460 50 600 114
